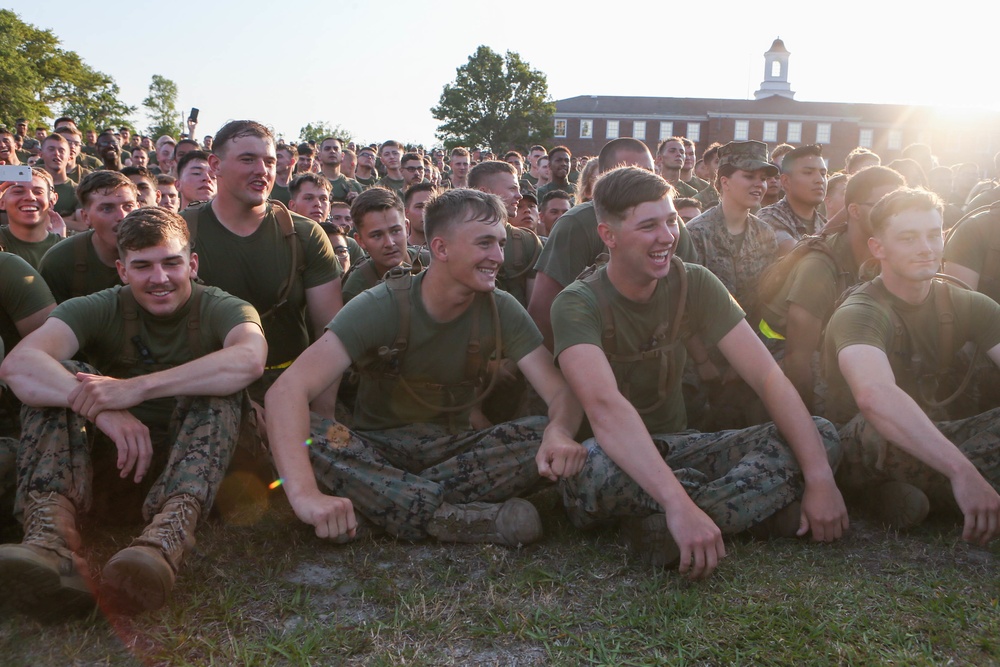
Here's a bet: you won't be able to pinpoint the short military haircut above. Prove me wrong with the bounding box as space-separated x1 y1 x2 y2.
424 188 505 241
53 116 76 129
780 144 824 173
117 206 191 257
358 145 376 157
503 150 523 162
593 167 674 226
869 187 943 236
156 174 177 187
550 145 571 159
598 137 650 173
827 172 848 193
320 136 343 147
844 165 906 208
404 181 438 207
350 187 404 232
121 166 157 186
28 167 54 192
0 127 12 138
401 151 422 165
55 126 82 139
680 137 695 149
672 196 701 211
657 136 686 154
540 189 573 208
213 120 273 156
277 142 297 158
289 172 331 198
379 139 404 154
42 133 68 148
297 142 314 157
703 143 722 162
468 160 517 188
342 148 355 159
177 150 212 177
450 146 470 158
529 144 546 154
77 169 138 208
176 138 200 152
846 147 881 172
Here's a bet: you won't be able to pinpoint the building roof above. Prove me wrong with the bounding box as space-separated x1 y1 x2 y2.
767 38 788 54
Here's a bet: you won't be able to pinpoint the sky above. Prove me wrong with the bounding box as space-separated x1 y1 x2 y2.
7 0 1000 147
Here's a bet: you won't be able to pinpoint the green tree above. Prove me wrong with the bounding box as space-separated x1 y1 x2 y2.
143 74 182 139
0 10 134 128
60 78 136 132
432 46 555 153
298 121 353 145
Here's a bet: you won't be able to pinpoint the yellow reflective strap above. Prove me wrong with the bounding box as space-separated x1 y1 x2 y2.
758 319 786 341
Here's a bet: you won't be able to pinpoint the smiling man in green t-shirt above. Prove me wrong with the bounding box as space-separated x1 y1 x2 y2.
552 167 847 580
0 207 266 619
266 188 585 548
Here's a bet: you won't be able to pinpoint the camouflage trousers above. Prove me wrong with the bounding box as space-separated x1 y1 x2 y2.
837 407 1000 505
561 417 841 534
306 414 549 540
15 361 243 523
0 436 15 500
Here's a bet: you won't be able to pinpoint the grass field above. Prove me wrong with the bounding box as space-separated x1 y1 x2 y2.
1 487 998 666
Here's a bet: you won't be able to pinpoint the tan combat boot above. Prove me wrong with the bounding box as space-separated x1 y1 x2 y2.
0 491 94 619
101 494 201 614
619 513 681 568
426 498 543 547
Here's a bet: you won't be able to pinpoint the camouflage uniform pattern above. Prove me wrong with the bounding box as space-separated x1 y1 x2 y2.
306 414 550 540
561 417 840 533
686 204 778 318
756 197 827 248
837 407 1000 506
0 436 15 505
15 361 243 522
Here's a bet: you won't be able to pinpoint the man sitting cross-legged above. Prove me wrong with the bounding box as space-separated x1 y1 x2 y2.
0 207 266 617
552 167 848 579
265 188 585 546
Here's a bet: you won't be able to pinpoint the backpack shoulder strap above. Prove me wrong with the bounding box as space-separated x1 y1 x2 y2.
258 200 302 320
71 232 92 298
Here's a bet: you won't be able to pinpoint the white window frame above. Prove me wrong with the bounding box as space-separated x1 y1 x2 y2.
816 123 832 144
686 123 700 142
554 119 567 138
734 120 750 141
580 119 593 139
859 129 874 149
786 122 802 143
606 120 620 139
763 121 778 142
659 121 673 141
633 120 646 140
888 130 903 150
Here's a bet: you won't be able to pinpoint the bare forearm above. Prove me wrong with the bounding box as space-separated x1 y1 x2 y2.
134 346 264 402
0 349 78 407
265 382 323 501
783 349 815 412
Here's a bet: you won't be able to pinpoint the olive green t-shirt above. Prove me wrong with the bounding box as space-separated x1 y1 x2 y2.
329 271 543 432
943 208 1000 301
341 246 428 303
552 262 744 434
327 174 364 203
374 176 405 198
537 181 578 206
533 202 699 288
355 173 378 188
497 222 542 308
183 202 341 366
346 236 366 268
0 252 55 354
759 232 860 336
52 179 78 218
52 284 260 425
0 227 62 270
38 230 121 303
672 179 700 198
270 183 291 205
823 279 1000 424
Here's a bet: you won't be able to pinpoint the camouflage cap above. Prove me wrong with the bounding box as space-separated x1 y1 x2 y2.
520 183 538 204
718 140 779 177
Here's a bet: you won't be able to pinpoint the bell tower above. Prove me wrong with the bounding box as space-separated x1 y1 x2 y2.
754 38 795 100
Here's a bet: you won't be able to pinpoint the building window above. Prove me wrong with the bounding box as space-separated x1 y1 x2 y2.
763 121 778 142
734 120 750 141
859 129 874 149
888 130 903 150
580 119 593 139
771 60 781 78
633 121 646 140
816 123 832 144
659 121 673 141
686 123 700 142
606 120 620 139
787 122 802 143
554 119 567 138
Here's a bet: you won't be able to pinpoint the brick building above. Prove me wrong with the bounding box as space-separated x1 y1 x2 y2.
551 39 1000 172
